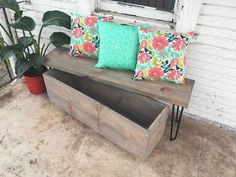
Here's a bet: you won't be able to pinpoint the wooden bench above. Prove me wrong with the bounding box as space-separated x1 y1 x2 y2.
44 48 195 159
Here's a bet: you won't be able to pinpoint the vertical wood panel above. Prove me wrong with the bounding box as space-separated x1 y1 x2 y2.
132 0 141 5
140 0 149 6
125 0 133 3
163 0 174 11
155 0 164 9
148 0 157 7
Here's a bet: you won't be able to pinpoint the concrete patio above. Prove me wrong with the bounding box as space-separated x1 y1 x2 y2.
0 79 236 177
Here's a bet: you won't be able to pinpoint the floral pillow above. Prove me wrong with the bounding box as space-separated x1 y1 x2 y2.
69 13 112 58
134 27 193 84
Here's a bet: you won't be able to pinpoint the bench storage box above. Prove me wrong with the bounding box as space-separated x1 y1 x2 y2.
43 69 169 159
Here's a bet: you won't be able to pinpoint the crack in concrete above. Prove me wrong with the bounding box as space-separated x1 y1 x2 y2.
196 122 216 177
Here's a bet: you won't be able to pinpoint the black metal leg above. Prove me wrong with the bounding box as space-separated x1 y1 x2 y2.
175 105 179 122
170 104 184 141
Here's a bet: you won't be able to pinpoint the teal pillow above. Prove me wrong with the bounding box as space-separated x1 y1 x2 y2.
96 21 139 70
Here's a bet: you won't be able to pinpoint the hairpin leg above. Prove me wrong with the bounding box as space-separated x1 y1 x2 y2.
170 104 184 141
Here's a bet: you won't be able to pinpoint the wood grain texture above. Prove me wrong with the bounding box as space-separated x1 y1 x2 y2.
45 48 195 108
43 69 169 159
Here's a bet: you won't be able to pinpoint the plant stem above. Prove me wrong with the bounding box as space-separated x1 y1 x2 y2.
43 42 51 56
37 25 44 54
28 31 37 53
23 30 30 54
41 44 45 55
29 45 34 52
0 23 14 44
2 8 15 44
23 51 30 58
4 41 9 46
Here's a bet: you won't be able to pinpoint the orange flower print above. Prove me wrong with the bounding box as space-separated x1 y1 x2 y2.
84 17 98 27
152 37 168 50
72 28 83 38
83 42 96 54
167 69 181 81
148 67 164 79
138 52 151 64
172 38 187 51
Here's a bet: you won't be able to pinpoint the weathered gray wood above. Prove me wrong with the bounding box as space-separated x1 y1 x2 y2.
72 75 165 129
43 69 169 159
45 48 195 108
146 107 169 158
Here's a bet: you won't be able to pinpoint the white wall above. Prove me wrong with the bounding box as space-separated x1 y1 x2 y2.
185 0 236 130
12 0 236 130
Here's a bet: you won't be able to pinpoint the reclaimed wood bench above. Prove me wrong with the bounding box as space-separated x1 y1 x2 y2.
43 47 195 159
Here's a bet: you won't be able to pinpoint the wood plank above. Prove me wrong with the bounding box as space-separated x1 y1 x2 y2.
45 48 195 108
202 0 236 8
44 69 169 159
74 76 164 129
47 69 166 128
200 4 236 19
198 15 236 30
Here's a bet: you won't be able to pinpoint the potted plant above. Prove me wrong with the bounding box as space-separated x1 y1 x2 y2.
0 0 71 94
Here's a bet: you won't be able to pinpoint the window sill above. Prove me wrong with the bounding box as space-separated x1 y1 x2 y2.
98 0 175 22
93 10 176 32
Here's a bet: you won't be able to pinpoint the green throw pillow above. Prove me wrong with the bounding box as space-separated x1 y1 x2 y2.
95 21 139 70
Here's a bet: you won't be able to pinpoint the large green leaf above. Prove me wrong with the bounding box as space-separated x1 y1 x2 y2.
14 10 23 21
0 44 23 60
0 0 21 16
18 36 33 48
28 53 45 69
10 16 36 31
0 37 4 50
42 10 70 29
50 32 70 48
15 57 32 75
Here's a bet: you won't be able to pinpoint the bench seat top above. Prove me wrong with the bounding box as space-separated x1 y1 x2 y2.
45 48 195 108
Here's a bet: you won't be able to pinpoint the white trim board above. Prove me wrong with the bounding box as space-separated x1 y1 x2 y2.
96 0 202 32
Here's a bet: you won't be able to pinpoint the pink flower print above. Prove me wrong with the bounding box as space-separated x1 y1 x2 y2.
170 58 179 67
140 27 149 33
71 45 81 57
72 28 83 38
136 70 144 79
140 40 147 49
172 38 187 51
138 52 151 64
183 56 186 65
167 69 182 81
102 17 112 22
73 18 80 25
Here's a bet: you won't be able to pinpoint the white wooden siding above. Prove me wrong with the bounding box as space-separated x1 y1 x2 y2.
185 0 236 129
11 0 236 130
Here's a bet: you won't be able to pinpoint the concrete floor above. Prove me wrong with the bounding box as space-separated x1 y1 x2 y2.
0 80 236 177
